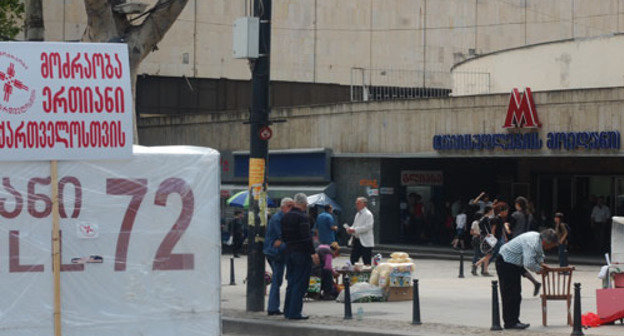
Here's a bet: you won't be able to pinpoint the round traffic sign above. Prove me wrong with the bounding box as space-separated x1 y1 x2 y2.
258 126 273 140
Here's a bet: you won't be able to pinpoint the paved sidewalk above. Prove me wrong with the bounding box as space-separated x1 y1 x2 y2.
221 255 623 336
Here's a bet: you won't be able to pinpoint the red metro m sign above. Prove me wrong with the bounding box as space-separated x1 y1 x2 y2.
503 87 541 129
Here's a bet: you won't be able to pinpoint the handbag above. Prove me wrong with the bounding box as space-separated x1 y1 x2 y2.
479 219 498 254
225 235 233 246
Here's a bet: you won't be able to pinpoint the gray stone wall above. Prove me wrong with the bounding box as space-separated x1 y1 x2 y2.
139 87 624 157
332 158 381 245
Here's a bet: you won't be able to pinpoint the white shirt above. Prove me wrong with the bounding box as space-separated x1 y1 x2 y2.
455 213 467 229
591 205 611 223
470 220 481 236
349 207 374 247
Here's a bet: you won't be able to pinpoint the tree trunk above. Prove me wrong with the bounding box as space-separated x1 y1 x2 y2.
24 0 44 41
82 0 189 144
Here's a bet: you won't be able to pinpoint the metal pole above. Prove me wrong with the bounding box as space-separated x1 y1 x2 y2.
571 283 584 336
491 280 503 331
412 279 422 325
458 252 465 278
344 276 353 319
230 257 236 285
246 0 271 312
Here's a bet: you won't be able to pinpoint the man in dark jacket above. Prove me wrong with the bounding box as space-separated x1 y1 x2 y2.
281 193 314 320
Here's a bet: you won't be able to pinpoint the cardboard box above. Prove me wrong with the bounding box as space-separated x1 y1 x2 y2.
385 286 413 302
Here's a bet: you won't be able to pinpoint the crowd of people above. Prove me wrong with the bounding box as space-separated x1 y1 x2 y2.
221 189 594 330
261 193 374 320
447 192 570 330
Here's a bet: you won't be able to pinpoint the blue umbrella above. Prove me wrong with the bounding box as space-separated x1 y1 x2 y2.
226 190 276 208
306 193 342 213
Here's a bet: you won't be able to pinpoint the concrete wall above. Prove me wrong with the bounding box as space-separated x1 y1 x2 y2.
452 34 624 95
332 158 382 244
40 0 624 86
138 87 624 156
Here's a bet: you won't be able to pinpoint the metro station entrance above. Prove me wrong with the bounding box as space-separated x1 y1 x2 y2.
535 174 624 253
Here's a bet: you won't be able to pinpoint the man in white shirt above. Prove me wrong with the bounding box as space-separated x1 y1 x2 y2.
591 196 611 253
346 197 374 265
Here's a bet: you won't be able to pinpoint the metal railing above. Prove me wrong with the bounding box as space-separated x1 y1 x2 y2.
350 67 490 102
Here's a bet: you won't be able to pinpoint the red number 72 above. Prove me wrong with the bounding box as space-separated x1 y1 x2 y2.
106 178 195 271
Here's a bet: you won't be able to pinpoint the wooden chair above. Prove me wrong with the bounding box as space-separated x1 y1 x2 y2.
540 266 575 326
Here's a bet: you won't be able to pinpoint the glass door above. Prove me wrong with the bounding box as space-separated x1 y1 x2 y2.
614 178 624 216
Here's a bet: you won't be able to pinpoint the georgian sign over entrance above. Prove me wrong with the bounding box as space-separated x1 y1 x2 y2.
432 87 620 152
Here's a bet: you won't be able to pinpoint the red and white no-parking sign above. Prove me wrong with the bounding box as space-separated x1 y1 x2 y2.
258 126 272 140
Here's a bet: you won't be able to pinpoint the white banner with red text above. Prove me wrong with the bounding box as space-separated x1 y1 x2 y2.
0 146 220 336
0 42 133 161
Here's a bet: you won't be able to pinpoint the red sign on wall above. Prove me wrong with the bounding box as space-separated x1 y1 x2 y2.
400 171 443 186
503 88 541 129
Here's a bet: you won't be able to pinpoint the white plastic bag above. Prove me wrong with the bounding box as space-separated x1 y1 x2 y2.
336 282 384 303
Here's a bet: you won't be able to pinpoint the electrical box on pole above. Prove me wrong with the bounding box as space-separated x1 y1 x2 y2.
233 17 260 59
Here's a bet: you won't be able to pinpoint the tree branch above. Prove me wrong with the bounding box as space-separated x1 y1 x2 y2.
82 0 129 42
125 0 189 68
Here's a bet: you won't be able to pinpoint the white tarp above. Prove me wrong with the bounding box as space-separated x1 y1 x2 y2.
0 42 133 161
612 217 624 264
0 146 220 336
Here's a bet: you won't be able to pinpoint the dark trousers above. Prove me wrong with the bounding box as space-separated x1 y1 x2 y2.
558 244 569 267
267 254 286 313
496 258 524 328
320 268 337 299
284 251 311 318
232 234 243 255
350 238 372 265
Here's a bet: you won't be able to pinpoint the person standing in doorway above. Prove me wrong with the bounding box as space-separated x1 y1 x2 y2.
554 212 569 267
229 210 245 258
263 198 294 316
281 193 314 320
496 229 558 330
315 204 337 245
591 196 611 253
346 197 375 265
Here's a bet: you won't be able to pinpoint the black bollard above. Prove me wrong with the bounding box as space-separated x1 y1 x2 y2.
344 276 353 319
458 252 465 278
412 279 422 325
491 280 503 331
229 257 236 286
571 283 584 336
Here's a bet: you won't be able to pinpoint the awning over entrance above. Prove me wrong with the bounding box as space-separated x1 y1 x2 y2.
220 183 336 200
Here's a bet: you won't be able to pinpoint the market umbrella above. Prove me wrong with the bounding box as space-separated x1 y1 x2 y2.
306 193 342 213
226 190 276 208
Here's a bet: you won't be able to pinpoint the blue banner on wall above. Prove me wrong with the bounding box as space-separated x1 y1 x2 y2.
233 149 331 182
433 131 620 152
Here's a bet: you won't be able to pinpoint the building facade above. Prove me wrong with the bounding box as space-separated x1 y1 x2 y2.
139 86 624 254
37 0 624 98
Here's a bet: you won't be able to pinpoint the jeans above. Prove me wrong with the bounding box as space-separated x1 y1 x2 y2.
558 244 569 267
267 254 286 313
284 251 311 318
472 236 483 264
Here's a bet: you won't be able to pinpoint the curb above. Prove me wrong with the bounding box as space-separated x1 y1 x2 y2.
222 316 415 336
340 247 603 266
